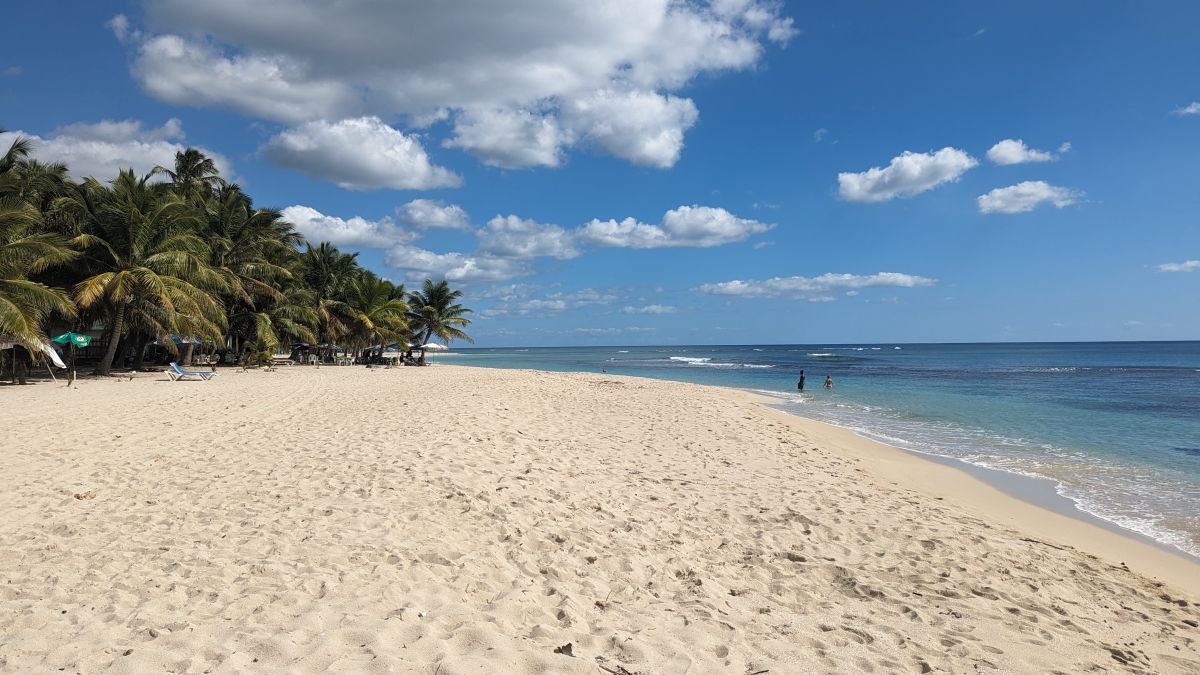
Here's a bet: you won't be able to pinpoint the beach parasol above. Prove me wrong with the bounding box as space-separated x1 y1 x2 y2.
52 332 92 385
419 342 447 363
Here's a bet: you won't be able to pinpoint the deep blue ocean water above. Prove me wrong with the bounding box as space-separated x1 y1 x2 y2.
438 342 1200 557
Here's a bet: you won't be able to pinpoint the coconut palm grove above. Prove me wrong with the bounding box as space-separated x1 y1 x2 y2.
0 138 473 378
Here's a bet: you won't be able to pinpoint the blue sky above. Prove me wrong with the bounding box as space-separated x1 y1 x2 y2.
3 1 1198 346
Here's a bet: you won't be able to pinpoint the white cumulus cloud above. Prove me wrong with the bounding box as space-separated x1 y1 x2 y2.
838 147 977 202
396 199 471 230
578 205 772 249
977 181 1081 214
261 117 461 190
560 89 699 168
0 118 232 181
282 205 416 248
1172 102 1200 116
477 215 580 260
134 35 359 124
697 272 936 298
118 1 793 169
384 244 528 283
443 108 565 169
986 138 1062 165
1157 260 1200 272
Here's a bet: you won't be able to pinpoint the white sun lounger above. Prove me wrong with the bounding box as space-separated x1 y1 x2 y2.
168 362 217 381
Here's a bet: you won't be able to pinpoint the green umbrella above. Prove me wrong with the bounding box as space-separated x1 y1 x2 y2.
51 332 92 348
51 332 91 385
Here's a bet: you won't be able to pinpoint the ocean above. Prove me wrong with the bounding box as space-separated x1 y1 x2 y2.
438 342 1200 558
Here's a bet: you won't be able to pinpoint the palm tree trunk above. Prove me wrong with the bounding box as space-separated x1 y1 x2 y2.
95 302 126 375
131 333 149 370
114 334 133 370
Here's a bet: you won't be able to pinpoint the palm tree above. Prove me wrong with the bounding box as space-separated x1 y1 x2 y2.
229 282 318 364
342 272 408 357
204 185 302 365
407 279 473 357
300 242 358 360
58 169 227 375
152 148 225 200
0 133 77 349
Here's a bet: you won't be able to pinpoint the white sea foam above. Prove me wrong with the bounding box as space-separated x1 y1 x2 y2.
764 393 1200 559
675 359 775 369
808 353 836 357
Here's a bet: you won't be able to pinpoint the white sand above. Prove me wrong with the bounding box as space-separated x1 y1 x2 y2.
1 365 1197 673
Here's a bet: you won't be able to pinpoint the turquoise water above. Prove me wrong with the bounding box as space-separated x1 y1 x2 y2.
439 342 1200 557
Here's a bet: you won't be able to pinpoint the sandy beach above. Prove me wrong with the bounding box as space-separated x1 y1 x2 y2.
1 365 1197 673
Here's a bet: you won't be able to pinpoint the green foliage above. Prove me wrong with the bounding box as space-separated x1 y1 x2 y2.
408 278 474 348
0 144 472 372
0 133 77 348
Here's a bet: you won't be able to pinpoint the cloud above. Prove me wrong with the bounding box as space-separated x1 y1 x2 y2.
122 1 794 168
697 272 936 298
134 35 359 124
578 205 772 248
813 128 827 142
443 107 566 169
481 287 618 316
474 283 548 302
1124 320 1143 327
384 244 528 283
986 138 1061 165
560 89 699 168
0 118 232 181
2 66 21 77
1172 102 1200 116
477 215 580 259
1157 259 1200 272
446 91 700 170
281 205 416 248
396 199 471 230
261 117 461 190
622 304 677 314
107 14 137 43
572 326 655 335
838 147 977 202
977 181 1081 214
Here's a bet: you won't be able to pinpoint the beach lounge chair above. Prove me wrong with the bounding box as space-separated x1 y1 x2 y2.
168 362 217 381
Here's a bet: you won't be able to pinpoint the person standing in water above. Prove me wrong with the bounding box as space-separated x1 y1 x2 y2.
797 370 806 391
824 375 833 389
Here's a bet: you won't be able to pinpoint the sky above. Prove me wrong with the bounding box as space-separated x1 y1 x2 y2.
2 1 1198 346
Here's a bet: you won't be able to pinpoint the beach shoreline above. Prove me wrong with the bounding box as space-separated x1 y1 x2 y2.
751 395 1200 566
728 389 1200 590
1 364 1197 673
